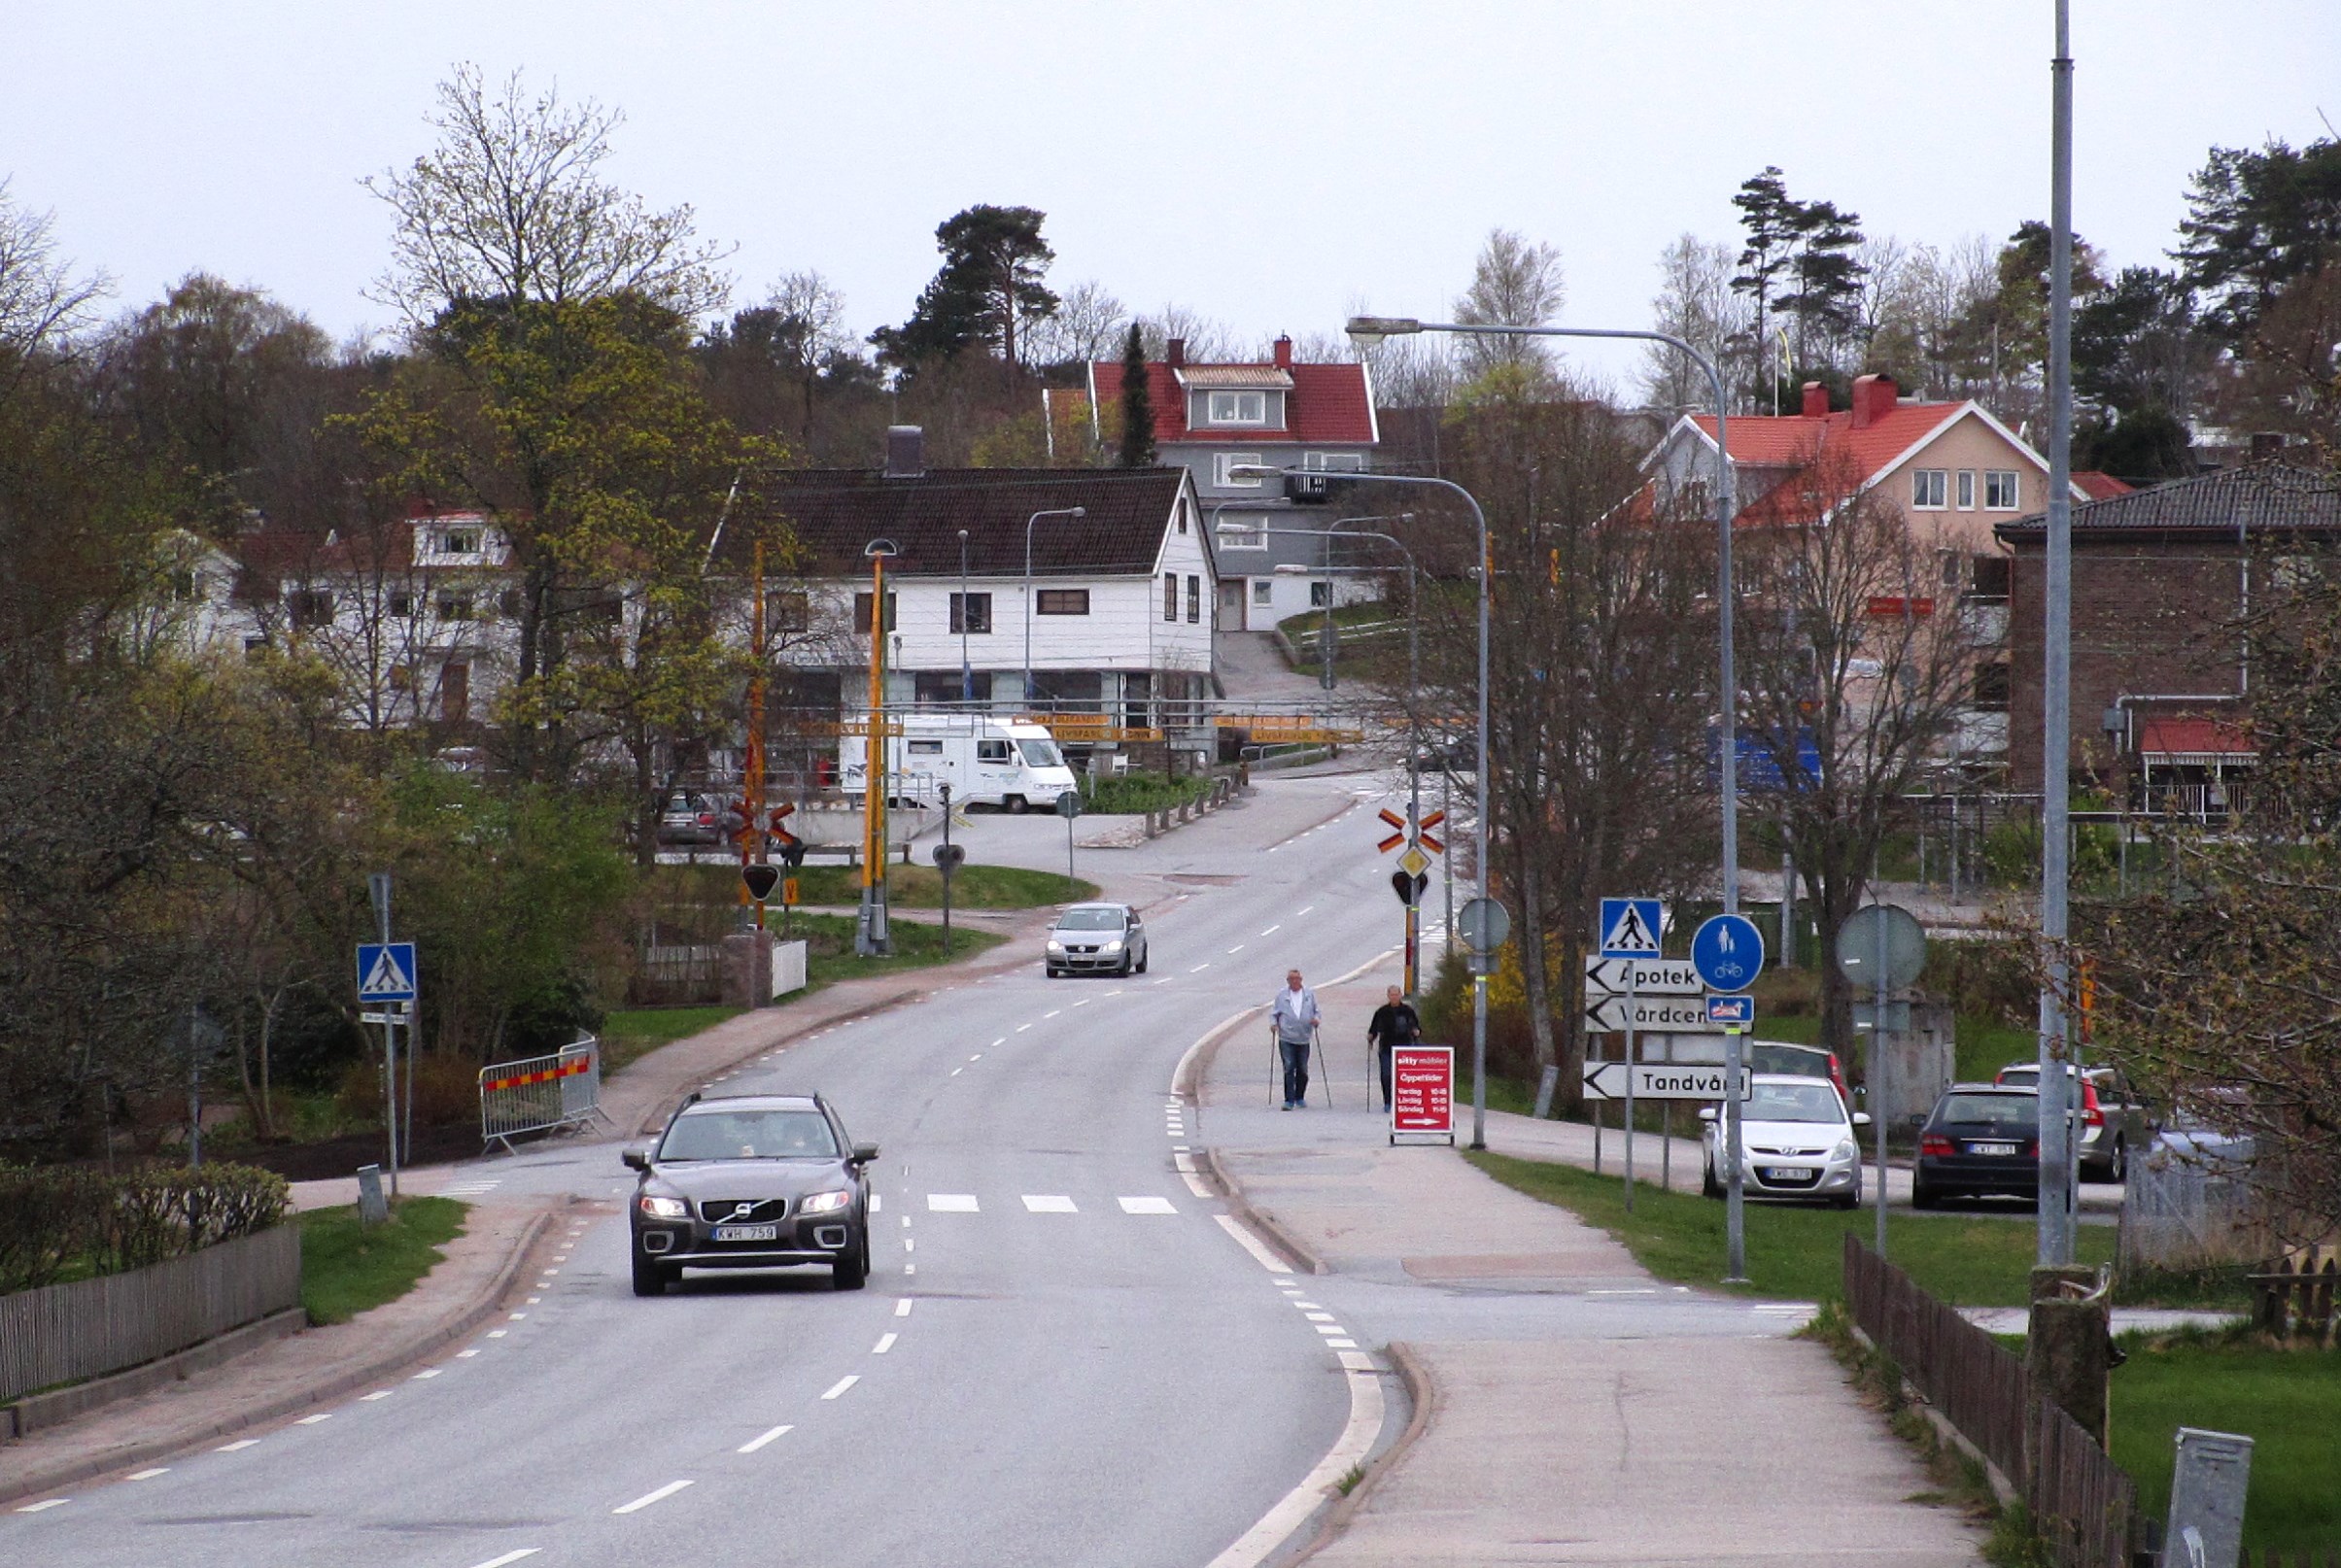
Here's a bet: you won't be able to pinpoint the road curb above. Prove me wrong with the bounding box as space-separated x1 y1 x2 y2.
1289 1341 1435 1563
1199 1146 1326 1277
628 987 931 1141
0 1203 558 1508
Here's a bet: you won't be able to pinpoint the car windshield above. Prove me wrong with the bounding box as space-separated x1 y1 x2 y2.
659 1108 838 1161
1055 908 1123 932
1017 738 1063 768
1744 1082 1845 1123
1936 1094 2037 1130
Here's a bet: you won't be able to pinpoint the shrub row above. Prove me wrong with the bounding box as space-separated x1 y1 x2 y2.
0 1162 291 1294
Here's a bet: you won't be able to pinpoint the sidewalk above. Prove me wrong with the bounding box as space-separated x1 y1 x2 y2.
1203 967 1985 1566
0 1201 558 1505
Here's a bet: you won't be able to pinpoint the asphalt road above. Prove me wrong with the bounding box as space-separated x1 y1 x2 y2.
8 774 1416 1568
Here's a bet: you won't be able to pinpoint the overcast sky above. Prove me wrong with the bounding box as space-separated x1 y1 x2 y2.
6 1 2336 382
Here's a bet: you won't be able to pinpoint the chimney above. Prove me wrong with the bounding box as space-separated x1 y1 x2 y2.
1850 373 1898 429
1801 381 1829 419
884 425 924 478
1165 338 1186 368
2250 431 2284 460
1272 334 1293 370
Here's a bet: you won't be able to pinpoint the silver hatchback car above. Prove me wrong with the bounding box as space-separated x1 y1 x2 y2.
1045 903 1149 977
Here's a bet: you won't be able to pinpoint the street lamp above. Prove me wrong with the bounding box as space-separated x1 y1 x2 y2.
1023 506 1087 707
957 528 973 706
1344 313 1750 1278
858 537 899 958
1232 464 1495 1149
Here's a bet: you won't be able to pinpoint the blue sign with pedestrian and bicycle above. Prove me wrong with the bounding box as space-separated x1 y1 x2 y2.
1690 914 1765 993
356 942 418 1004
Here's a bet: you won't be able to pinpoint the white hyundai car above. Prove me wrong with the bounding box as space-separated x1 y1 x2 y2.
1702 1073 1868 1209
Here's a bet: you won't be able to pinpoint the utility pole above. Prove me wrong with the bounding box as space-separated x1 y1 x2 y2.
859 541 896 957
746 538 768 930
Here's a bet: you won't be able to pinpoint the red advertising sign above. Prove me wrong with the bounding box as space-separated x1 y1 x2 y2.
1391 1045 1455 1144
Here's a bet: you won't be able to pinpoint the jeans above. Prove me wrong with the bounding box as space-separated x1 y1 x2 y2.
1279 1038 1312 1106
1378 1040 1394 1108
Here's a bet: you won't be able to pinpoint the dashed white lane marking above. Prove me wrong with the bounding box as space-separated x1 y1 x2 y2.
1214 1213 1292 1273
870 1194 881 1213
901 1215 912 1228
927 1194 979 1211
465 1551 542 1568
969 1053 982 1061
1016 1023 1033 1032
487 1329 507 1339
873 1333 898 1354
457 1348 480 1358
526 1295 542 1304
820 1376 859 1400
903 1239 914 1253
1259 925 1280 936
508 1311 527 1320
412 1368 442 1380
1021 1195 1078 1212
989 1037 1006 1046
1118 1196 1177 1214
904 1262 915 1275
1043 1009 1062 1019
1226 944 1245 954
295 1414 331 1425
361 1390 394 1402
612 1480 694 1515
126 1468 168 1481
15 1500 69 1513
1153 976 1174 985
738 1425 793 1454
950 1068 963 1076
1296 905 1315 915
1188 963 1211 972
895 1298 913 1317
216 1440 258 1452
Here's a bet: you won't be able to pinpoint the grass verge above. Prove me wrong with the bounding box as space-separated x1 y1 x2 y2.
600 1005 744 1074
771 862 1095 909
793 912 1008 989
298 1197 467 1325
1463 1149 2113 1305
2111 1329 2341 1554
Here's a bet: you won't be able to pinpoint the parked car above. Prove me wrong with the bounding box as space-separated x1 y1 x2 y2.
1746 1039 1848 1100
1700 1073 1868 1209
623 1092 877 1296
655 791 721 846
1992 1062 2153 1182
1912 1084 2040 1208
1044 903 1148 977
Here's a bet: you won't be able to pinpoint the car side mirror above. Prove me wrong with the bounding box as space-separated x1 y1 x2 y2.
1697 1107 1717 1122
1851 1112 1872 1128
622 1145 651 1173
849 1142 880 1166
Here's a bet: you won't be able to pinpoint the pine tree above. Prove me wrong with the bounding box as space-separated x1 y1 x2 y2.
1117 323 1156 467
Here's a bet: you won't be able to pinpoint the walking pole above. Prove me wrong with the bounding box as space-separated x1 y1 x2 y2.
1268 1025 1280 1108
1314 1024 1333 1108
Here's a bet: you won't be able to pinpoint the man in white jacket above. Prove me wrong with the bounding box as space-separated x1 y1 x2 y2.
1270 970 1320 1109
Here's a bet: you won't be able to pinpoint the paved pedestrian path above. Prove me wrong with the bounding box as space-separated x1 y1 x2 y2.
1202 962 1984 1566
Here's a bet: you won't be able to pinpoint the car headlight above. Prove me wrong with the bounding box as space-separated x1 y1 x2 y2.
1102 938 1123 953
798 1189 852 1214
637 1194 689 1219
1047 938 1065 952
1832 1140 1858 1164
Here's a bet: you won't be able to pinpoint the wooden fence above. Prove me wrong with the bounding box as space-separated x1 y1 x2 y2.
1843 1234 2140 1568
0 1223 301 1403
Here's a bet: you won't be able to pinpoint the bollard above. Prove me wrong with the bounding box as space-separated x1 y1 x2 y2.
2026 1264 2111 1446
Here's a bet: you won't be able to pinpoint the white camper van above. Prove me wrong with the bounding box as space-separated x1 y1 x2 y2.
837 715 1078 812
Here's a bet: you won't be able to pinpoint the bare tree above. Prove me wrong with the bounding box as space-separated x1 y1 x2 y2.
1455 228 1566 381
1641 234 1747 411
1135 304 1244 362
0 181 108 397
1021 279 1127 368
363 63 731 326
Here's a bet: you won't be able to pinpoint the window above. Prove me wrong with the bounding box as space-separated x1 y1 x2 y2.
1164 574 1179 623
287 589 334 629
388 664 414 692
435 590 474 622
1252 579 1274 607
949 592 992 634
498 589 523 618
168 568 201 601
1972 661 2011 712
772 591 809 631
389 592 415 619
1035 589 1089 616
1186 574 1201 624
1984 470 2021 509
1177 503 1189 534
1206 391 1267 426
1911 469 1948 509
977 739 1013 765
1302 452 1363 472
1216 518 1267 549
852 592 897 633
1310 581 1331 608
441 528 481 555
1215 453 1265 489
1969 556 2012 602
1956 470 1977 510
908 739 944 756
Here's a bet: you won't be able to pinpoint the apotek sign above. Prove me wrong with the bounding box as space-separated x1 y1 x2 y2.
1390 1045 1455 1145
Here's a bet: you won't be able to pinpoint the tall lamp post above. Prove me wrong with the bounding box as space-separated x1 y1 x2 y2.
1023 505 1087 707
957 528 974 706
1344 315 1750 1278
857 538 899 958
1233 464 1493 1148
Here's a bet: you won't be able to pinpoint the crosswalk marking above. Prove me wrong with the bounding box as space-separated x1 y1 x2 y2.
926 1194 980 1212
1118 1196 1177 1214
1021 1195 1077 1213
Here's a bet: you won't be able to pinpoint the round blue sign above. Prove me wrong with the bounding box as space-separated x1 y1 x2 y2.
1691 914 1766 993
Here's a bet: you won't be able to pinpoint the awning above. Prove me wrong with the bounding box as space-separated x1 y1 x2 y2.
2138 716 2255 766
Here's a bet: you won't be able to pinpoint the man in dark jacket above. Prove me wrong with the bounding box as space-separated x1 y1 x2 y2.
1367 986 1423 1108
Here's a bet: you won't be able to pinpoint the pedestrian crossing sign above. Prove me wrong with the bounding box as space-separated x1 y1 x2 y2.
1598 899 1664 959
356 941 418 1004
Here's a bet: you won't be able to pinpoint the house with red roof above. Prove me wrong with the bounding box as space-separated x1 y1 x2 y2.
1086 336 1378 630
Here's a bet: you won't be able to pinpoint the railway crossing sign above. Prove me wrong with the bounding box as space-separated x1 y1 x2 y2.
1599 899 1664 959
356 942 418 1004
741 864 780 902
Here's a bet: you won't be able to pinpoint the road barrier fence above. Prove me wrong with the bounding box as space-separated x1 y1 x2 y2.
479 1034 608 1153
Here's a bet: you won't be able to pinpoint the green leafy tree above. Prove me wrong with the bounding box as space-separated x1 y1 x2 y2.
2073 265 2210 421
872 204 1059 372
1116 322 1154 467
2176 136 2341 340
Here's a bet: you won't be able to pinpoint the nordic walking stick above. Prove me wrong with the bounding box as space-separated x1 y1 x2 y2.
1268 1025 1279 1108
1314 1024 1332 1108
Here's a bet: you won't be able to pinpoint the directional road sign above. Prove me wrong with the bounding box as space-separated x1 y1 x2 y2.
1691 913 1766 993
1706 993 1756 1028
1583 994 1727 1034
1582 1061 1750 1102
1582 956 1701 996
1598 898 1663 958
356 942 418 1004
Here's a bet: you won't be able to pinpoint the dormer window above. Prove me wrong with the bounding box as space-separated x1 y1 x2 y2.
1207 391 1267 426
442 528 482 555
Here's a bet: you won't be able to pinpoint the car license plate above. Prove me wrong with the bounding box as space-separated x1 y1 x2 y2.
1969 1142 2017 1157
713 1224 779 1243
1763 1167 1813 1182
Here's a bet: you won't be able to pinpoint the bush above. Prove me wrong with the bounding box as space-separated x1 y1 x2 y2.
1078 768 1212 815
1921 937 2036 1028
0 1161 290 1293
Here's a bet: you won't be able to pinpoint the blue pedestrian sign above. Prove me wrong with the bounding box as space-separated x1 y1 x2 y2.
1691 914 1765 993
1599 899 1664 959
1706 993 1756 1028
357 942 418 1004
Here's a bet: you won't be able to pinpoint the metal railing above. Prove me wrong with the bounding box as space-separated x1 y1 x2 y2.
478 1034 609 1154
